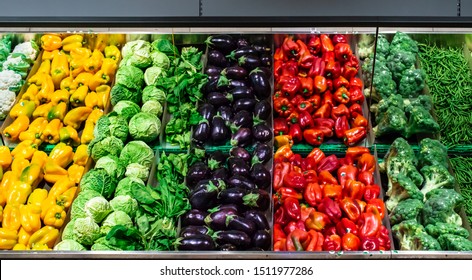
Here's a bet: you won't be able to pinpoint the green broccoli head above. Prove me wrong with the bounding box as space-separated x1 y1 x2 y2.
371 94 404 117
403 106 440 139
410 232 442 250
425 222 470 239
373 66 397 100
437 234 472 251
389 198 424 225
403 95 433 112
418 138 449 169
398 68 426 98
385 137 418 165
386 173 424 212
422 189 464 226
386 157 424 189
392 219 426 250
373 106 407 137
386 50 416 82
420 165 455 197
389 32 419 54
376 35 390 57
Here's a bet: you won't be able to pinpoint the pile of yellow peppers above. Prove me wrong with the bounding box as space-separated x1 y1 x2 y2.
2 33 121 147
0 142 89 250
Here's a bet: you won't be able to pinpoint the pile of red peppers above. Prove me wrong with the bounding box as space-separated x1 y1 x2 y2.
272 145 391 251
273 34 368 147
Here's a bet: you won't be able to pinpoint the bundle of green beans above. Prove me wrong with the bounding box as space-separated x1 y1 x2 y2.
418 43 472 147
450 156 472 225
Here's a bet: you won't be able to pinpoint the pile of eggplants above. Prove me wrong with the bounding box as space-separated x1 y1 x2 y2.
192 34 273 147
177 145 272 251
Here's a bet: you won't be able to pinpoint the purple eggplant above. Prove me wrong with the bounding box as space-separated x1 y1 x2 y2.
231 110 253 130
211 115 231 144
230 86 254 100
228 157 251 177
205 65 223 76
192 120 211 144
219 244 238 251
228 175 256 190
238 55 261 71
252 122 273 143
233 98 256 112
252 143 272 165
254 100 271 120
221 66 248 80
218 187 247 205
230 147 251 163
217 75 248 90
177 235 216 251
186 162 211 189
250 163 271 189
243 189 270 211
209 204 240 214
207 49 228 67
226 215 257 236
244 210 270 230
230 127 252 147
260 53 272 67
253 44 272 54
204 78 218 93
217 105 233 124
226 46 258 60
204 207 238 230
189 180 220 210
206 35 235 53
249 68 271 100
181 209 209 227
212 167 229 181
236 37 250 48
212 230 251 249
180 226 213 238
198 103 216 121
258 67 272 80
207 92 233 107
207 150 226 170
252 230 271 250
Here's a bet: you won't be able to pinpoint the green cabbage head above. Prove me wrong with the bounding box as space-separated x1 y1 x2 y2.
84 196 112 223
72 217 102 246
128 112 161 143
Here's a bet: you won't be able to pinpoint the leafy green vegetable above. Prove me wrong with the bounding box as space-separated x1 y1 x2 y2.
150 50 170 69
72 217 102 246
115 177 145 197
151 39 179 58
125 163 150 181
105 225 145 251
110 195 139 218
80 168 118 200
142 85 166 104
119 140 154 169
61 219 76 240
128 112 161 143
141 100 163 117
88 135 124 162
144 66 166 86
70 190 103 220
115 65 144 92
121 40 152 69
54 239 87 251
94 155 126 179
112 100 141 122
101 211 134 236
84 196 112 223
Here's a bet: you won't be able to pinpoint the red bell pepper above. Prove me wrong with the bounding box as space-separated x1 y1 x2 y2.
342 232 360 251
336 218 359 237
344 179 366 200
333 76 350 90
342 56 359 79
358 153 376 173
325 61 342 79
283 170 306 190
313 75 328 94
305 230 324 251
304 182 322 207
274 238 287 251
274 206 290 226
274 187 303 205
302 166 317 179
299 77 314 96
323 226 337 237
286 229 309 251
345 146 370 161
303 129 324 146
289 123 303 143
274 60 284 79
290 94 305 106
323 234 342 251
299 111 315 129
273 223 286 242
306 94 321 110
358 171 374 186
316 125 334 138
361 237 380 251
337 164 358 187
284 220 306 235
274 97 293 117
349 103 363 118
274 118 289 135
286 112 299 126
316 154 339 174
378 225 391 250
363 184 381 202
289 153 303 167
283 196 301 221
350 77 363 89
318 170 338 185
318 197 342 223
352 114 368 128
349 87 365 105
335 115 349 139
313 118 335 129
322 184 343 201
274 48 284 61
358 212 381 239
326 78 334 92
344 127 367 146
301 204 315 222
282 37 300 60
356 199 367 213
308 57 325 77
281 76 301 98
333 87 350 104
323 51 335 63
307 148 325 165
321 90 334 106
297 40 315 69
366 198 386 220
305 211 330 231
332 34 348 45
313 103 332 119
307 35 321 55
331 104 350 119
273 161 292 190
320 34 334 53
340 197 362 221
280 60 299 77
334 43 353 63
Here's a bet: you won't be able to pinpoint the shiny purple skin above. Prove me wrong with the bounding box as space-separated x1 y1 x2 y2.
181 209 209 227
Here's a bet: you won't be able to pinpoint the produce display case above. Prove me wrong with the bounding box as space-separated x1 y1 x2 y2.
1 24 472 259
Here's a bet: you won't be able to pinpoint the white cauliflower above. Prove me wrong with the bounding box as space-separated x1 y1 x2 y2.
0 89 16 120
12 41 38 62
0 70 22 91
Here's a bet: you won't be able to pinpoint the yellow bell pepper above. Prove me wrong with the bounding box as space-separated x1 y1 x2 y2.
27 188 48 208
13 243 29 250
104 45 121 61
20 163 43 188
3 115 30 141
32 243 52 250
41 119 63 144
11 158 29 175
11 140 38 160
56 186 77 209
42 50 59 61
49 143 74 168
20 94 39 108
43 161 68 184
62 34 83 52
68 165 84 185
0 171 17 207
59 126 81 146
17 227 31 246
50 89 70 105
36 74 55 104
84 91 100 109
73 144 89 166
0 146 13 170
69 60 85 78
63 106 93 130
69 85 88 107
37 59 51 75
19 117 48 146
47 177 75 200
6 181 32 205
87 107 105 124
0 166 3 182
28 225 59 248
83 49 104 73
3 204 22 231
80 120 95 145
28 72 47 87
88 70 110 91
0 205 2 222
22 83 40 98
70 47 92 60
43 204 66 228
101 58 118 77
71 72 94 89
41 34 62 51
51 51 70 89
47 102 68 121
9 100 36 119
19 204 42 233
40 197 56 220
30 150 49 169
32 103 54 119
60 76 74 92
0 227 18 249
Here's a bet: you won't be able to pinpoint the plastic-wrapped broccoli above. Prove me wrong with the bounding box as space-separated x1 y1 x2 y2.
418 138 449 169
376 35 390 57
404 95 433 112
386 50 416 82
372 64 397 101
387 157 424 189
389 198 424 225
403 105 440 139
410 232 442 250
420 165 455 197
370 94 404 116
422 189 464 226
437 234 472 251
386 173 424 212
398 68 426 98
389 32 419 54
373 106 407 137
384 137 418 165
425 222 470 239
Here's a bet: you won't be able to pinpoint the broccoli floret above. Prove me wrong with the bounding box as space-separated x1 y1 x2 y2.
370 94 404 116
422 189 464 226
372 65 397 100
418 138 449 169
389 32 419 54
376 35 390 57
385 137 418 165
386 50 416 82
392 219 426 250
398 68 426 98
386 173 424 212
403 95 433 112
373 106 407 137
419 165 456 197
425 222 470 239
389 198 424 225
412 233 442 250
387 157 424 188
437 234 472 251
403 106 440 138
